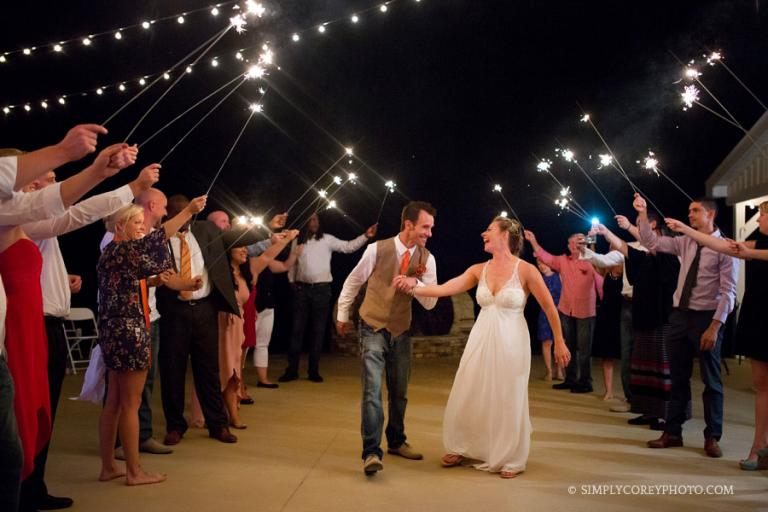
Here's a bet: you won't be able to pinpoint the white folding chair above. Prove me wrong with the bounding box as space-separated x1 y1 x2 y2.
63 307 99 375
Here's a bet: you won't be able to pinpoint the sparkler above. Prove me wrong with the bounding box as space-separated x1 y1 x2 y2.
375 180 397 224
555 147 617 215
492 184 523 226
102 26 231 126
680 58 749 133
157 77 246 164
138 73 246 148
120 24 233 142
285 151 350 215
704 50 767 111
534 156 589 218
637 151 694 202
203 104 260 196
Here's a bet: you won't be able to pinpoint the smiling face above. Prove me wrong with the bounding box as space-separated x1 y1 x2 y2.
118 212 147 240
230 246 248 266
481 221 508 254
403 210 434 248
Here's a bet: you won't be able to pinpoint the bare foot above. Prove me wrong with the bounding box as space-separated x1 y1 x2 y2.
500 470 520 479
126 469 167 486
99 465 126 482
441 453 463 467
542 372 552 382
229 421 247 430
602 394 613 401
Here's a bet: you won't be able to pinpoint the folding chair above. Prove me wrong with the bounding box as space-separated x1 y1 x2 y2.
63 307 99 375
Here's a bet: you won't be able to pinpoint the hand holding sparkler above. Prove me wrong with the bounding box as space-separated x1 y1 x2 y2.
615 215 632 231
365 224 378 239
93 143 136 178
187 195 208 215
268 212 288 230
129 163 160 196
632 193 647 213
664 218 690 234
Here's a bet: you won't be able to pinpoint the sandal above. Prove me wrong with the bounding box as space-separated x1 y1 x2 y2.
500 470 520 479
441 454 464 467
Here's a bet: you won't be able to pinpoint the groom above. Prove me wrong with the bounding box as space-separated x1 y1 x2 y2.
336 201 438 476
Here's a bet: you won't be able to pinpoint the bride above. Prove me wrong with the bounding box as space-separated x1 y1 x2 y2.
393 216 569 478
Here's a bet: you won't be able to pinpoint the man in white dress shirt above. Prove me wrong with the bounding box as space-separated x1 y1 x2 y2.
0 123 117 512
336 201 438 475
279 213 377 383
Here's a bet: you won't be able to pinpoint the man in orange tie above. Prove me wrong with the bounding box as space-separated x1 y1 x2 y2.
336 201 438 476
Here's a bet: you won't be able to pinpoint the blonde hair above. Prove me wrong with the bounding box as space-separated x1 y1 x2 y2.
106 204 144 234
493 216 523 256
759 201 768 215
0 148 24 157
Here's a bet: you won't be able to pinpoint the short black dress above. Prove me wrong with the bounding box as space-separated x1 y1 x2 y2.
591 272 623 359
735 230 768 362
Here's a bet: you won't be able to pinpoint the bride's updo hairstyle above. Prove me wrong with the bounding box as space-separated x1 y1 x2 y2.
492 216 523 256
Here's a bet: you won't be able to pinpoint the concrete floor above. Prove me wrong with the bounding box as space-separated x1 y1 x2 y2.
47 355 766 512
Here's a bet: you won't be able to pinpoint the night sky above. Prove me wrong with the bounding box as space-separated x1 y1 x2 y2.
2 0 767 322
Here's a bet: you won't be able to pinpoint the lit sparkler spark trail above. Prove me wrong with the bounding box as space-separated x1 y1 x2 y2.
681 84 700 110
246 65 265 79
347 172 358 183
598 154 613 168
637 151 694 202
246 1 267 17
555 146 617 216
492 183 524 227
333 176 343 185
230 15 247 33
580 114 590 123
536 159 552 173
376 180 397 223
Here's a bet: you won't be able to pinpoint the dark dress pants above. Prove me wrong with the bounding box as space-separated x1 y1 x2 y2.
285 283 332 378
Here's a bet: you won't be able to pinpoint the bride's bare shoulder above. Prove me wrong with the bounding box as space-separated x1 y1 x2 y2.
466 262 486 277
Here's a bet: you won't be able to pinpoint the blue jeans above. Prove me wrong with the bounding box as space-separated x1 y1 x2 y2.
664 309 724 440
360 321 411 460
0 357 22 512
560 313 595 387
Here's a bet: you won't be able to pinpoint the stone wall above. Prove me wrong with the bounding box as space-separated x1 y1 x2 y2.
332 292 475 358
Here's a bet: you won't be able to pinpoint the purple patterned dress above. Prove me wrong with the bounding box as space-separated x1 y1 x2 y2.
97 229 171 371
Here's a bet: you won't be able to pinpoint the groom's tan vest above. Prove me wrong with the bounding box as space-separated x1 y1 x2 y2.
358 237 431 337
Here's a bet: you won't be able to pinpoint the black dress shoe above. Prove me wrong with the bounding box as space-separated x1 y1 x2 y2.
552 382 573 390
649 419 666 431
308 375 324 383
278 373 298 383
257 382 279 389
628 415 654 425
570 385 593 393
239 397 254 404
37 494 74 510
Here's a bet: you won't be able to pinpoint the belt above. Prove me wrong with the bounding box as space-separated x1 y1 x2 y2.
296 282 331 287
178 295 211 306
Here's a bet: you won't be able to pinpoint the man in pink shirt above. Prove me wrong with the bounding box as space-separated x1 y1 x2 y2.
525 230 603 393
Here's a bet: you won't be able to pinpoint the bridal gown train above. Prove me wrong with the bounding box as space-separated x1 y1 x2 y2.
443 260 531 474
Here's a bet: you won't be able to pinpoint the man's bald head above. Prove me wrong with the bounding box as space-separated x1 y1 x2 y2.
207 210 231 231
135 188 168 228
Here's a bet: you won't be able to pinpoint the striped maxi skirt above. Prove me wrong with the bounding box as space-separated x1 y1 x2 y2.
629 324 691 421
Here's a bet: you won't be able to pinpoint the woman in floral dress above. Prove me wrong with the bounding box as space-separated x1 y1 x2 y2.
97 196 205 486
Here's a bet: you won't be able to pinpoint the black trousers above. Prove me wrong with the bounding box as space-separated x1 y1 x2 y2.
159 299 228 435
20 316 68 507
285 283 332 378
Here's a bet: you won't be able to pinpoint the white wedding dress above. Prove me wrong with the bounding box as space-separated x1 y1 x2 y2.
442 260 532 473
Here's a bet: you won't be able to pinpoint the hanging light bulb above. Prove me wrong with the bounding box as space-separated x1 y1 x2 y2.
40 100 48 109
118 83 126 92
82 37 92 46
163 72 171 80
58 97 66 105
114 31 122 40
380 4 388 13
3 107 10 115
318 25 326 33
292 33 300 42
351 14 360 23
23 104 31 112
141 21 151 29
138 77 147 86
177 15 185 24
211 7 220 16
53 44 63 52
96 87 104 95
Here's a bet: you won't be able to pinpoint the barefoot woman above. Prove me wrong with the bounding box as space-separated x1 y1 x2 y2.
97 195 206 485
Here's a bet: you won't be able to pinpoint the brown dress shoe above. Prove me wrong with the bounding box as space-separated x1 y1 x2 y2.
210 427 238 443
647 432 683 449
704 437 723 458
164 431 183 446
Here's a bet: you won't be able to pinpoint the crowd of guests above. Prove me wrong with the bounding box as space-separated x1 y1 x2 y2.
527 193 767 471
0 124 376 511
1 124 766 509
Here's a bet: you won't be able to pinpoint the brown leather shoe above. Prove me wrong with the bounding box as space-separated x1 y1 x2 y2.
163 430 183 446
209 427 238 443
704 437 723 458
647 432 683 449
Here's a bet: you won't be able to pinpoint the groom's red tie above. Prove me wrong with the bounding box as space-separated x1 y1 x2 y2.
399 250 411 275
